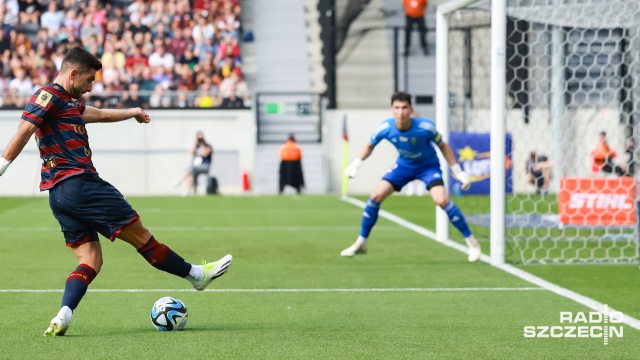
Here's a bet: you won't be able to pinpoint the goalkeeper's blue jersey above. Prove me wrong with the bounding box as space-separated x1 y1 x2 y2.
370 117 443 167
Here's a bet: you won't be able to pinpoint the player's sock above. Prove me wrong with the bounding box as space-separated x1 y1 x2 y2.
441 201 472 238
188 264 204 281
359 198 380 238
137 236 191 278
61 264 97 311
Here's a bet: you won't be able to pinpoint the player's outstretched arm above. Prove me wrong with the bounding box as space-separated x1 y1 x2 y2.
0 120 38 176
438 141 471 190
345 144 375 178
82 106 151 124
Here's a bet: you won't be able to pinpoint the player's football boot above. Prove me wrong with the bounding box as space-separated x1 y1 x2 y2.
190 254 233 291
44 306 72 336
340 238 368 257
465 236 482 262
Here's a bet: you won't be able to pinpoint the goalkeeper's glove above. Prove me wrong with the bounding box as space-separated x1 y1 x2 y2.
451 164 471 190
0 157 10 177
345 158 364 178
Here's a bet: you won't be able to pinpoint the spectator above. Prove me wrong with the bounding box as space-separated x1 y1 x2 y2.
122 83 145 109
0 27 10 54
621 138 636 177
63 9 82 39
402 0 428 56
217 1 241 39
149 83 171 108
148 41 175 69
194 81 216 108
125 44 149 72
525 152 553 194
592 131 623 176
279 134 304 194
191 14 215 45
18 0 42 25
220 89 244 109
40 1 65 37
8 67 32 97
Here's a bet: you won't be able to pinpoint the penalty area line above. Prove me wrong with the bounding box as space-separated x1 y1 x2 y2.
0 287 544 293
340 195 640 331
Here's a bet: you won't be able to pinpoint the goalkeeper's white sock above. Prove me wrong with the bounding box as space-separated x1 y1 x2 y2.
464 235 479 247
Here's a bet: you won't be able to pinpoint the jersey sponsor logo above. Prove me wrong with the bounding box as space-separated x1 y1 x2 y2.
391 137 397 143
35 90 53 108
398 150 422 159
72 124 87 134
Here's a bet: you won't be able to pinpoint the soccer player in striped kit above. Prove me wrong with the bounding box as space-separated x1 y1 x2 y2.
0 47 232 336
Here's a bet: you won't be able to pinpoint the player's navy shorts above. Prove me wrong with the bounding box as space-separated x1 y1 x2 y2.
382 162 444 191
48 173 140 247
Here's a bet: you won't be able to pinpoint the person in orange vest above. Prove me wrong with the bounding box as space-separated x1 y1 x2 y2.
402 0 429 56
592 131 623 176
279 134 304 194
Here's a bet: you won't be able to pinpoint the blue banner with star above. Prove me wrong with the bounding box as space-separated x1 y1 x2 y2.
448 132 512 195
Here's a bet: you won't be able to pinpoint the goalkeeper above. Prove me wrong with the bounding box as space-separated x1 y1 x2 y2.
341 92 481 262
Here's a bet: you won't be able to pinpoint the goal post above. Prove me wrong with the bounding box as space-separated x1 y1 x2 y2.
436 0 506 265
436 0 640 265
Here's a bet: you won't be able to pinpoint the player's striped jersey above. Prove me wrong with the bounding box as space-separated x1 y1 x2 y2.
370 117 443 167
21 83 96 191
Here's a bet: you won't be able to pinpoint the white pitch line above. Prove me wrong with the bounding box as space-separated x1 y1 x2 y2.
0 287 544 293
340 195 640 331
0 226 397 232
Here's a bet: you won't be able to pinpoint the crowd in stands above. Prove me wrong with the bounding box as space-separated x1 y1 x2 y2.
0 0 250 109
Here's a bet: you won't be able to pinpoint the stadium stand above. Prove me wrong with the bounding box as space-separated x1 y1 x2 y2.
0 0 249 109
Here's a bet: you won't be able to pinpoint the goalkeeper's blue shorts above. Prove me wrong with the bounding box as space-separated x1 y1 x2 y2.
382 162 444 191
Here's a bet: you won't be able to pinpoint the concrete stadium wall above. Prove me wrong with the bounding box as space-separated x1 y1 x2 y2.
3 106 621 196
0 110 256 196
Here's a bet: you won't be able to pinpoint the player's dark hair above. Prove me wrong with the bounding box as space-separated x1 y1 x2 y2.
391 92 412 106
61 47 102 74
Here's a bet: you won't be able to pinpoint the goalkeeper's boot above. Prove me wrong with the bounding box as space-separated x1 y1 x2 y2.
190 254 233 291
465 235 482 262
340 236 368 257
44 306 72 336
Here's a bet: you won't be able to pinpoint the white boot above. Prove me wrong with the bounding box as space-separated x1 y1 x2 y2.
340 236 368 257
465 235 481 262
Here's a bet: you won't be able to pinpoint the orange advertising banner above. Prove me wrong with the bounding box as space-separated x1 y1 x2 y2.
558 177 636 226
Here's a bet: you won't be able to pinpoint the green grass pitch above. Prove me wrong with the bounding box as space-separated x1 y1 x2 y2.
0 195 639 359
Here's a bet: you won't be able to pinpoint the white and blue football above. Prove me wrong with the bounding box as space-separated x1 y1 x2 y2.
150 296 188 331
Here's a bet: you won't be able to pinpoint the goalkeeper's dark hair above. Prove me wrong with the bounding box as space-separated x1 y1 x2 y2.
391 92 412 106
60 47 102 75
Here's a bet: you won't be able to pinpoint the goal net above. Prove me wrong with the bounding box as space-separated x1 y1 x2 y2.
438 0 640 264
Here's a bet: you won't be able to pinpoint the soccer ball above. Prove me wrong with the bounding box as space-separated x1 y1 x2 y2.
150 296 188 331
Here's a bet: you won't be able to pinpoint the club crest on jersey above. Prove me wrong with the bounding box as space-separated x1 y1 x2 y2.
35 91 53 108
43 155 57 169
84 147 92 158
410 137 417 145
399 136 408 142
